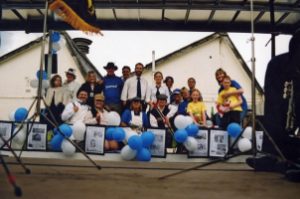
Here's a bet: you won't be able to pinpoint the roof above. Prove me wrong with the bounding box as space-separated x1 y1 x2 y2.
0 31 102 79
145 32 264 94
1 0 300 34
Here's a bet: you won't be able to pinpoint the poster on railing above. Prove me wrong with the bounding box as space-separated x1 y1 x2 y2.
256 131 264 152
209 129 228 157
85 126 105 155
0 121 13 149
188 129 209 158
27 123 47 150
148 128 166 158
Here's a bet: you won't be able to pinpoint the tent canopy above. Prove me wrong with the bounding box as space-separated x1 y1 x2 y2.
1 0 300 34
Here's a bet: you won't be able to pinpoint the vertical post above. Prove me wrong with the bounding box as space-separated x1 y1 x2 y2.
152 50 156 76
250 0 257 155
270 0 276 58
36 0 49 115
47 30 53 79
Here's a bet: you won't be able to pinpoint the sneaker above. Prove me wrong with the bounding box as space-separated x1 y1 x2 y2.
285 169 300 182
246 156 279 172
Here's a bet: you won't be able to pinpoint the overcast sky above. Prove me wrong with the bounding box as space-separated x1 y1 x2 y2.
0 31 291 86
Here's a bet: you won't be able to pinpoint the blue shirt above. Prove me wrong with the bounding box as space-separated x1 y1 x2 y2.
121 109 149 127
219 80 248 111
177 99 189 115
103 75 123 104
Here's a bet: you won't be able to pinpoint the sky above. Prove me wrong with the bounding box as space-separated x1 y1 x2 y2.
0 30 291 86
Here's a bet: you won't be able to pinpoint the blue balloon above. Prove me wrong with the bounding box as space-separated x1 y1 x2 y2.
227 123 242 138
105 128 114 140
174 129 188 143
141 131 155 147
50 134 64 151
185 124 199 137
128 135 143 151
51 32 61 43
57 124 72 137
14 107 28 122
36 70 47 80
112 127 126 141
136 148 151 162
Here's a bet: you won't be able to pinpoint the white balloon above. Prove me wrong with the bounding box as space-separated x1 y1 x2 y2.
72 121 86 141
174 115 187 129
61 139 76 156
242 126 253 140
120 145 137 160
42 80 49 89
9 110 16 121
237 138 252 152
12 126 27 145
184 116 194 126
206 120 213 128
183 136 198 152
124 129 138 141
52 42 61 51
106 111 121 126
30 79 39 88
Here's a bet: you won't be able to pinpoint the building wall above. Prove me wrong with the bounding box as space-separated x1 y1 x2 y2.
0 38 85 120
142 37 264 115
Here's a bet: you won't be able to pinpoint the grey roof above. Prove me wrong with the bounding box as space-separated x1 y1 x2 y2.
0 31 102 79
1 0 300 34
145 32 264 94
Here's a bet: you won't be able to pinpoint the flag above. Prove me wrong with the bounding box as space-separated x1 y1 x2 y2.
50 0 103 35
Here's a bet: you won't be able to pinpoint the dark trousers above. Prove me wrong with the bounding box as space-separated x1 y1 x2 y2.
220 111 241 130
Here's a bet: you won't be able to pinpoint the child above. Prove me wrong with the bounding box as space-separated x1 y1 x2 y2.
187 89 207 126
216 75 242 129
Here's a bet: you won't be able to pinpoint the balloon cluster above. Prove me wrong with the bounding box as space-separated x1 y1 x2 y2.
50 124 75 156
173 115 199 152
30 70 49 89
9 107 28 122
51 31 62 53
226 123 252 152
119 130 155 162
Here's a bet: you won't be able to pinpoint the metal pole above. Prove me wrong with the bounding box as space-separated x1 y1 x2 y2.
36 0 49 115
270 0 276 58
47 29 53 79
250 0 257 156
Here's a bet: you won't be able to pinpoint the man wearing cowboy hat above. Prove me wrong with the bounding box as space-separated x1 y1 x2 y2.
63 68 81 105
102 62 124 114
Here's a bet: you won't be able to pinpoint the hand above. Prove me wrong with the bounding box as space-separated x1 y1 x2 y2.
164 117 170 126
96 113 101 123
73 105 79 112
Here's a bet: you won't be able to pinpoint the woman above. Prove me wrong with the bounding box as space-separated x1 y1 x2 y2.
79 71 103 108
45 74 65 126
164 76 174 102
149 71 170 107
121 97 149 130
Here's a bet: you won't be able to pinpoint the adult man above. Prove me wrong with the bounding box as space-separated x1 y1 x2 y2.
121 66 131 82
102 62 123 114
246 31 300 182
121 62 150 110
61 89 91 124
85 94 109 125
62 68 80 105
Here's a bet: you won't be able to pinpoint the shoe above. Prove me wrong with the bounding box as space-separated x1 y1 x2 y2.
285 169 300 182
246 156 280 172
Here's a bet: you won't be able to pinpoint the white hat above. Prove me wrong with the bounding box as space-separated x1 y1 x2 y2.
65 68 76 76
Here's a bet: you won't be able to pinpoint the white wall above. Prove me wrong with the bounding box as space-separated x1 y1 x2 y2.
142 37 264 115
0 37 85 120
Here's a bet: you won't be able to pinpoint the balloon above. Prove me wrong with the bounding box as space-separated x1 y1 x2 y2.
52 42 61 52
72 121 86 141
50 134 64 150
9 110 16 121
61 139 76 156
174 129 188 143
242 126 253 140
51 31 61 43
174 115 187 129
184 116 194 126
183 136 198 152
141 131 155 147
105 128 115 140
112 127 126 141
237 138 252 152
227 123 242 138
185 124 199 137
12 126 27 145
14 107 28 122
120 145 137 160
136 148 151 162
125 130 138 141
30 79 38 88
206 120 213 128
106 111 121 126
57 124 73 137
42 80 49 89
128 135 143 151
36 70 47 80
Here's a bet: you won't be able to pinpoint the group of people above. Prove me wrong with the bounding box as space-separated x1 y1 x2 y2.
42 61 247 148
